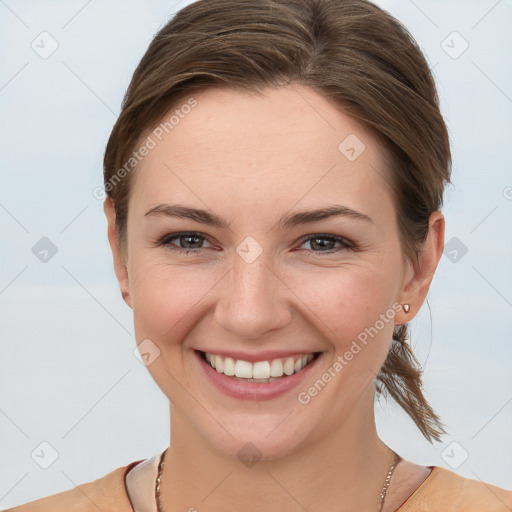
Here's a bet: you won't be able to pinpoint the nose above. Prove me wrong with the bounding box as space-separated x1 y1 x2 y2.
213 249 292 340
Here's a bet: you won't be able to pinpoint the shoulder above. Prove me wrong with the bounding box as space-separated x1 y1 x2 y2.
398 466 512 511
4 460 142 512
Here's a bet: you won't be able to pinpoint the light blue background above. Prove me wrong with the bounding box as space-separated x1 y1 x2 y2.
1 0 511 508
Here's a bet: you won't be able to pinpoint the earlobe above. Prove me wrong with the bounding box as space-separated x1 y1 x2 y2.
103 198 132 309
395 211 445 324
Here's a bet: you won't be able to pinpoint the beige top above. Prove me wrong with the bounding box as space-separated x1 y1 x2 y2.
124 452 160 512
6 453 512 511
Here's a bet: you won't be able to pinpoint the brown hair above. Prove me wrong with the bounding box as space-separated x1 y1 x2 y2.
104 0 451 442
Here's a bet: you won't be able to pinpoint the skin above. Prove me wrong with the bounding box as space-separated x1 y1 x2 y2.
105 84 444 511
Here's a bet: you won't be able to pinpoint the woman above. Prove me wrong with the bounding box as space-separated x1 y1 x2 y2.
8 0 512 510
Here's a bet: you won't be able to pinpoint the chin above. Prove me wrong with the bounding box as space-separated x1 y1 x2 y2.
195 414 312 464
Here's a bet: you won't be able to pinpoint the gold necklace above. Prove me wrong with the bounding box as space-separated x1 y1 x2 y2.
378 453 400 512
155 449 400 512
155 449 166 512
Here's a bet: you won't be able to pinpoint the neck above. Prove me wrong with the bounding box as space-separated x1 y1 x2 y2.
160 387 395 512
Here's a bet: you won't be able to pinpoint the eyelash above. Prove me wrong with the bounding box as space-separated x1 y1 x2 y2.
156 231 356 255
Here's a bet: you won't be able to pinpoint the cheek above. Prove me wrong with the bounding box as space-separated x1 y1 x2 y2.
290 263 398 348
128 258 214 343
128 250 402 353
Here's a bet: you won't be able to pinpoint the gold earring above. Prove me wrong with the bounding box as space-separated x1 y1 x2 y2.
402 304 410 313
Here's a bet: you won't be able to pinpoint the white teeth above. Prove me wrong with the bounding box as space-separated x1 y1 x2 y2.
223 357 235 376
234 360 253 379
215 355 224 373
270 358 283 377
253 361 270 379
283 357 295 376
203 351 316 380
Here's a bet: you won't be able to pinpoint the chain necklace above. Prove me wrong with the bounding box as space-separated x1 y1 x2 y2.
155 448 400 512
378 453 400 512
155 449 166 512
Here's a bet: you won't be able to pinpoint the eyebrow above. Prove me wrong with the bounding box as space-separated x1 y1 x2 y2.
144 203 374 229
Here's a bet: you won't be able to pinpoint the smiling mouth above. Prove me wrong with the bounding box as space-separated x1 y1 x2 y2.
198 350 322 383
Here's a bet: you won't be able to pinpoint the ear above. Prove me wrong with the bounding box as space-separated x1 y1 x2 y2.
104 197 132 309
395 211 445 324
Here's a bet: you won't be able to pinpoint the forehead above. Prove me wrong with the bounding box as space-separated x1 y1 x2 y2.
130 85 394 222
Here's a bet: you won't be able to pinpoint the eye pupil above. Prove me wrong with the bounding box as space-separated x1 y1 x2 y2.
181 235 202 248
160 232 352 255
311 237 335 251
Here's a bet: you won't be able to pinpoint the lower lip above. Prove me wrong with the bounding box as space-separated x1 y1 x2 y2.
194 350 322 401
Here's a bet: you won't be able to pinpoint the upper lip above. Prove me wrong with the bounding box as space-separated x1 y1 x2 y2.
195 349 322 363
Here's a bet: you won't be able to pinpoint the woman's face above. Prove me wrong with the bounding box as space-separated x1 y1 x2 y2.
111 85 425 460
